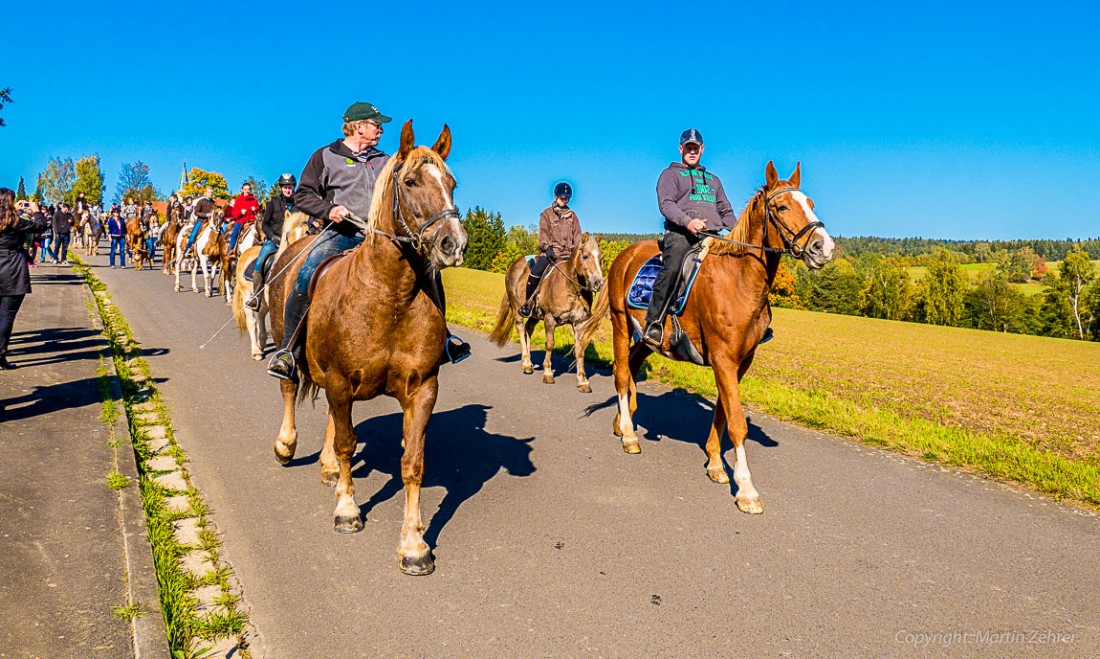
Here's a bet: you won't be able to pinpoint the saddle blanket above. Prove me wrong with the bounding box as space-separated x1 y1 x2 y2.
626 254 703 315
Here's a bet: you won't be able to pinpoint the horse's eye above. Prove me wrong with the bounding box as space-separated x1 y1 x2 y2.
582 254 589 259
778 205 789 212
404 179 417 187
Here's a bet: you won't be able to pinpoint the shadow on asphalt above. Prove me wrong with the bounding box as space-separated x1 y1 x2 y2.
316 403 537 548
0 376 109 420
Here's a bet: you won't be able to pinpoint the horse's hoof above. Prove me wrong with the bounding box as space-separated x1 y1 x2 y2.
174 285 181 292
252 354 263 361
522 365 534 375
334 515 364 534
578 383 592 394
273 442 295 465
399 553 435 576
320 470 339 488
543 374 555 385
622 438 641 454
707 468 730 484
737 497 764 515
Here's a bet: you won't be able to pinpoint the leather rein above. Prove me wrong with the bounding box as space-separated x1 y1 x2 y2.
699 187 824 258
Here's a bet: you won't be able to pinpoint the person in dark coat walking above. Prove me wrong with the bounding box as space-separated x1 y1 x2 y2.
0 189 49 369
50 202 74 263
107 209 126 268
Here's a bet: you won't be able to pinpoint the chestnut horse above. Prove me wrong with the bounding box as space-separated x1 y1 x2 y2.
488 233 605 392
125 217 150 270
602 161 834 514
160 203 186 274
268 121 466 575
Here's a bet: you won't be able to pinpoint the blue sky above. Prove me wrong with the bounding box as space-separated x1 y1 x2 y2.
3 0 1098 240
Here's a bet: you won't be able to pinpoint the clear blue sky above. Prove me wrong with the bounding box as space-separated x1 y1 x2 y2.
3 0 1098 240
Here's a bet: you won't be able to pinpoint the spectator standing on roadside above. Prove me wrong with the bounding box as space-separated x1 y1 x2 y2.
107 209 126 268
0 190 49 369
50 203 74 264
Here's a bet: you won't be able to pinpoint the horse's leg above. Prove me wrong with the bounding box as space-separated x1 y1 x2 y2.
713 359 762 514
319 409 339 487
704 396 730 484
328 387 363 534
611 310 641 453
397 381 437 575
572 323 592 393
174 254 183 291
542 317 557 384
273 379 299 464
517 313 533 374
190 257 199 293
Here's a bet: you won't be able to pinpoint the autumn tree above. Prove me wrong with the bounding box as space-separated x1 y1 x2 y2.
38 157 76 205
918 248 968 326
1060 246 1095 339
769 260 804 309
115 161 159 203
72 155 105 206
180 167 229 199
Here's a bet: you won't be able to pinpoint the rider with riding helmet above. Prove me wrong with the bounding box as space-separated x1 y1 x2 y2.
643 128 737 347
266 101 472 380
519 181 582 317
244 173 297 310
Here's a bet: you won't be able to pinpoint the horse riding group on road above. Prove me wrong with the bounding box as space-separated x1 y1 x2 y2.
105 101 835 576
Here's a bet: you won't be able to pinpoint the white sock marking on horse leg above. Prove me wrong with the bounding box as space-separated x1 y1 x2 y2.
734 444 759 499
618 394 635 437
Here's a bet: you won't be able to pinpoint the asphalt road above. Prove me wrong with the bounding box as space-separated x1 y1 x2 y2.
86 252 1100 657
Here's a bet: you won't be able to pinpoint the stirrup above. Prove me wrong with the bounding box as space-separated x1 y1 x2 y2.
518 302 534 318
244 293 262 311
444 335 471 364
266 350 297 381
760 327 775 344
642 321 664 348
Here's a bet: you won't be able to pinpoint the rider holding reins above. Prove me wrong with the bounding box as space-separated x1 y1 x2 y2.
227 182 260 253
244 173 296 310
519 182 582 317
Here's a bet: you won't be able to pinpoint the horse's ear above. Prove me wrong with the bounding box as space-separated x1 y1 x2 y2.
582 231 589 242
398 119 415 160
765 160 779 187
431 124 452 161
789 161 801 188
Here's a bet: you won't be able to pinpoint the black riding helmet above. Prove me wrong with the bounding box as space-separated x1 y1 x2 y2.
277 173 297 187
553 181 572 200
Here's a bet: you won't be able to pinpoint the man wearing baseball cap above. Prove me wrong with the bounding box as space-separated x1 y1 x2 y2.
642 128 736 348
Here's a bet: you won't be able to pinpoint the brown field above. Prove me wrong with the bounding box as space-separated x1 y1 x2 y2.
443 267 1100 506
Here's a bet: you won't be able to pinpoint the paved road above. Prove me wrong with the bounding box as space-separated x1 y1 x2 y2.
87 253 1099 657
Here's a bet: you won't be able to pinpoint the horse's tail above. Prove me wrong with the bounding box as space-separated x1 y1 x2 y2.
488 292 516 346
231 278 249 336
578 284 610 352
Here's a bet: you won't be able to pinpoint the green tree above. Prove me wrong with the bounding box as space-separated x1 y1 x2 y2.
973 241 991 264
919 248 968 326
241 176 268 202
965 269 1032 333
32 173 45 203
1084 281 1100 341
15 177 27 200
802 257 863 315
180 167 229 199
1037 275 1076 338
1060 246 1095 339
38 157 76 205
461 206 506 271
72 155 105 206
1005 247 1038 283
115 161 159 203
600 239 630 275
0 87 11 127
859 254 911 320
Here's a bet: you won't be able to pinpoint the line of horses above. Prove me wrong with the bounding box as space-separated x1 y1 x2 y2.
118 123 834 576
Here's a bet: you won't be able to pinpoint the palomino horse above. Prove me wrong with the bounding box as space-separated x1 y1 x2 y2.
125 217 151 270
174 209 224 295
601 161 833 514
488 233 605 392
213 222 259 305
268 121 466 575
83 213 103 256
231 212 311 360
161 204 186 274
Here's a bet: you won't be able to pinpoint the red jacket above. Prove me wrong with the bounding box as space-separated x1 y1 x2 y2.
229 194 260 224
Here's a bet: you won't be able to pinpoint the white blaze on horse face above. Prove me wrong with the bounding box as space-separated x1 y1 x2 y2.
425 164 455 211
791 191 834 262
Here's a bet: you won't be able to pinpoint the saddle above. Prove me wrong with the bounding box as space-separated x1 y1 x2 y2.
307 248 358 300
627 238 712 315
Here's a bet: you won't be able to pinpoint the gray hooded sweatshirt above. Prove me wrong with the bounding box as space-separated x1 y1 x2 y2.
656 162 735 232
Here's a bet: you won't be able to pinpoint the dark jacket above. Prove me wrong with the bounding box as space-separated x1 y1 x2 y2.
656 162 735 232
51 210 74 236
1 212 49 296
193 197 216 221
295 139 390 237
262 194 296 245
107 217 125 238
538 205 582 260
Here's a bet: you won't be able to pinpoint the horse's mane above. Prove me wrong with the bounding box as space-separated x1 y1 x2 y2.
366 146 450 240
281 211 311 245
707 185 767 257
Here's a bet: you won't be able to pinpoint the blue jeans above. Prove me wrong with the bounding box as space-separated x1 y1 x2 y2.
278 231 363 352
253 239 278 281
51 234 71 262
146 235 157 261
228 223 244 252
109 237 126 266
185 222 203 252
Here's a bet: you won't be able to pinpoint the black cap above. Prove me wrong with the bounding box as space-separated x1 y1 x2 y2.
679 128 704 146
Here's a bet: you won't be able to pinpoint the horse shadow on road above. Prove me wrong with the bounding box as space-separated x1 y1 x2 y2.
0 375 166 422
584 387 778 451
340 403 535 549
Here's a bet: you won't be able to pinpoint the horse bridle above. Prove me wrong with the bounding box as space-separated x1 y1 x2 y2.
701 187 825 258
384 158 460 252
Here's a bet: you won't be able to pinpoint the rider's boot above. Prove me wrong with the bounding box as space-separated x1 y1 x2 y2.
518 274 540 318
266 291 309 381
643 271 678 349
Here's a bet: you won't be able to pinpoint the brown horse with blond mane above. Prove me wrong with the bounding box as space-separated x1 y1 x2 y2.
267 121 466 575
599 161 834 514
489 233 605 392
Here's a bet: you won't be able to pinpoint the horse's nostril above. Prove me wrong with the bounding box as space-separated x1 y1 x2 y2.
809 240 823 254
440 236 455 255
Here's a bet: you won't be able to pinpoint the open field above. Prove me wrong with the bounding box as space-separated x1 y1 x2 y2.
907 259 1100 297
443 267 1100 508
